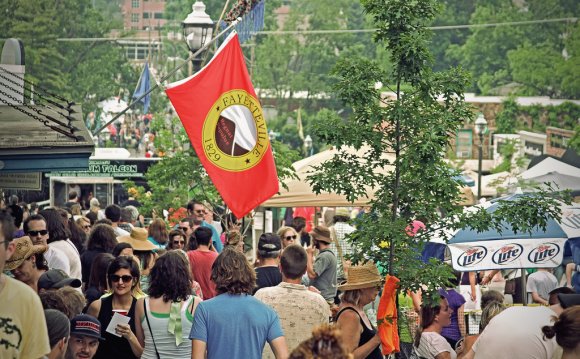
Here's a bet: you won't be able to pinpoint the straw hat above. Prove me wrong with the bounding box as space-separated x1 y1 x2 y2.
310 225 332 244
338 262 382 291
5 236 47 271
117 227 156 251
335 207 350 218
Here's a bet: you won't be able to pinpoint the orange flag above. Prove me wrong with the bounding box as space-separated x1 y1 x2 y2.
377 274 400 355
165 32 278 218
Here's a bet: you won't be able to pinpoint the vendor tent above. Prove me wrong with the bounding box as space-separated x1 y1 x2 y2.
262 147 476 207
262 147 390 207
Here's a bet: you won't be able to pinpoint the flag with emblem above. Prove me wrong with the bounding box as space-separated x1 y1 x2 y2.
165 32 278 218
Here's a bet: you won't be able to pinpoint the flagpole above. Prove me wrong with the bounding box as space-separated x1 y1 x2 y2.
92 19 240 136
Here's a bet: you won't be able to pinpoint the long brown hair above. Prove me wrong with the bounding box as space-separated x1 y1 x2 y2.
414 297 445 347
211 248 255 295
148 219 168 245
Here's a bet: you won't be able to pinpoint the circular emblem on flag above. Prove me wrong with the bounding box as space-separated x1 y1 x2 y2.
202 89 269 172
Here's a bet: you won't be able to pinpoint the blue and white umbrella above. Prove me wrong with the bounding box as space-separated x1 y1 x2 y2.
448 194 580 272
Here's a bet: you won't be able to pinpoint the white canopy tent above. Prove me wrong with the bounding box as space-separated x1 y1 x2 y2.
262 147 475 207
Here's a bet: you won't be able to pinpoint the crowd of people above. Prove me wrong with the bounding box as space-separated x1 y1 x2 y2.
1 196 579 359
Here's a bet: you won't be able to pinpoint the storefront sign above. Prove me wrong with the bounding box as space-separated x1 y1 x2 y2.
0 172 42 190
46 159 156 178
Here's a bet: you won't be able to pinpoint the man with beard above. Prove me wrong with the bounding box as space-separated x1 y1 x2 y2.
306 225 338 306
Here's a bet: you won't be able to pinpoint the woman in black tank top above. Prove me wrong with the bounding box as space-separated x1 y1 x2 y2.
86 256 143 359
334 263 384 359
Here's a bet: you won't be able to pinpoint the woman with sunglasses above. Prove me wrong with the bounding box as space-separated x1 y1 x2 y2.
166 229 187 251
277 226 299 249
334 262 384 359
87 256 143 359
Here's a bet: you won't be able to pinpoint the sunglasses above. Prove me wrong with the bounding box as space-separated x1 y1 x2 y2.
173 240 185 244
109 275 134 283
82 225 91 229
27 230 48 236
178 227 189 232
285 235 297 241
194 209 207 214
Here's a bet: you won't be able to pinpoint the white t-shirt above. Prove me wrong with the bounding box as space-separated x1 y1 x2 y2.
415 331 457 359
49 239 82 281
44 246 70 274
526 271 557 304
473 306 558 359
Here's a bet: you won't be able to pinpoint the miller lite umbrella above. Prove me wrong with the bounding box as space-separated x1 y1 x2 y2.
448 193 580 302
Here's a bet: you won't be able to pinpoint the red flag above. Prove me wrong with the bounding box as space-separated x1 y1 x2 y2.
165 32 278 218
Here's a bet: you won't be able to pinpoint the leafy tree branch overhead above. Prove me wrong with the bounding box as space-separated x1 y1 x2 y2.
306 0 571 299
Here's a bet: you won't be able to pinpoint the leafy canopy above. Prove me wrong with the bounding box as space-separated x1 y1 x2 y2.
307 0 568 299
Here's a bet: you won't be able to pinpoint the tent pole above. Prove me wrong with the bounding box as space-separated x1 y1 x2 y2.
520 270 527 306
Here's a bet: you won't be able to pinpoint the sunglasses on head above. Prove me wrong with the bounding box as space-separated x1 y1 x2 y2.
27 230 48 236
285 235 297 241
109 275 133 283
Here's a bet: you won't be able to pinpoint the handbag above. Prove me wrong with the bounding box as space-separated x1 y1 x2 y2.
143 298 161 359
504 279 516 295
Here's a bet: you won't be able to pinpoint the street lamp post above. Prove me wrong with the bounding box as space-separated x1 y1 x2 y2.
474 113 488 200
304 135 313 157
182 1 214 73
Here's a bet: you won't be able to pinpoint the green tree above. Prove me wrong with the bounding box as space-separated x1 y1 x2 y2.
0 0 138 116
307 0 567 298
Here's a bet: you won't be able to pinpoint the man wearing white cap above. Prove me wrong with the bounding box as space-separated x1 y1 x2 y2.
328 207 356 281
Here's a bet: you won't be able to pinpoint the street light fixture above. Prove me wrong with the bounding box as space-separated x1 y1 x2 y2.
474 113 488 200
304 134 313 156
182 1 214 70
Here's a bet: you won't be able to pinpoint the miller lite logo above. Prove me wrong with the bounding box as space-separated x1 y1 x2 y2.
457 246 487 267
492 243 523 265
528 242 560 264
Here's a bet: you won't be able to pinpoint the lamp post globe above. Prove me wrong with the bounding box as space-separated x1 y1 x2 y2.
474 113 487 200
304 135 313 156
182 1 214 70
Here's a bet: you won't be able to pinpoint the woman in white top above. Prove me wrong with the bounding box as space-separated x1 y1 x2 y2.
414 296 462 359
135 251 202 359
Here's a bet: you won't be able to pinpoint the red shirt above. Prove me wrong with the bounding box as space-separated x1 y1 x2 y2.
187 250 219 299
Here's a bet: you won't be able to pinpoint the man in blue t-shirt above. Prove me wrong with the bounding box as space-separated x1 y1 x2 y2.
189 249 288 359
186 200 223 252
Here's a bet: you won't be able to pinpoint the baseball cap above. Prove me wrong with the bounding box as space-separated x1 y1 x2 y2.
44 309 70 347
70 314 104 340
38 269 82 291
258 233 281 252
557 293 580 309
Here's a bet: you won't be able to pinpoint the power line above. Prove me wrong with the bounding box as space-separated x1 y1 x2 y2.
49 17 578 42
258 17 578 35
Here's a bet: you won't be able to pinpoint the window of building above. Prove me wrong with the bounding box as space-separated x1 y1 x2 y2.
154 12 163 19
132 0 139 8
131 13 139 23
143 12 149 19
550 133 569 149
455 129 473 158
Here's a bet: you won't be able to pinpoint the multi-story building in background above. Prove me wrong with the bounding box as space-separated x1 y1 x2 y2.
116 0 166 62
